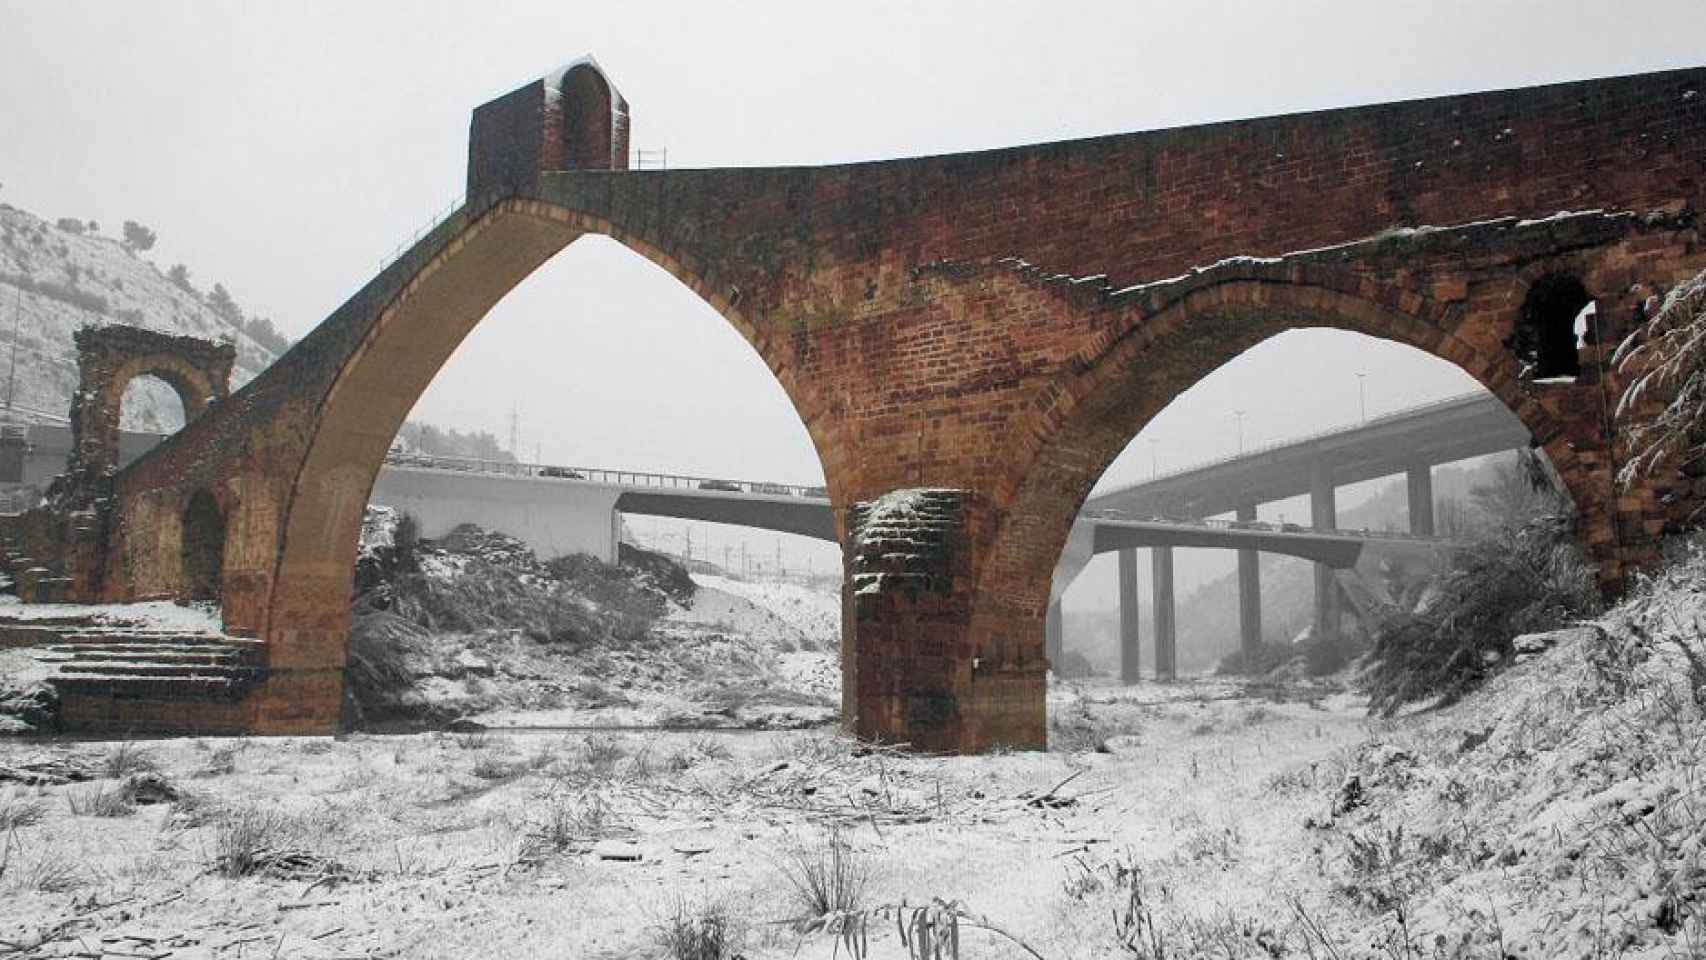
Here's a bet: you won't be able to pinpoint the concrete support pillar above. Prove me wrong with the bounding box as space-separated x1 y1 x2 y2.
1118 548 1141 684
1045 597 1064 670
1236 503 1262 657
1406 463 1435 536
1310 459 1339 643
1152 545 1176 681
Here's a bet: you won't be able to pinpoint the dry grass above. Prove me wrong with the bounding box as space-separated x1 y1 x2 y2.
195 743 242 778
655 897 744 960
452 730 492 751
65 783 134 818
774 828 871 930
210 805 284 877
101 741 156 778
0 795 47 830
0 830 82 893
530 794 612 851
471 755 524 781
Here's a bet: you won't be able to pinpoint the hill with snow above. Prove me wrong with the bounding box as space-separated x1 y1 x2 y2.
0 203 282 431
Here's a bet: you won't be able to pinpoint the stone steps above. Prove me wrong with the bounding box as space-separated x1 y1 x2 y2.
0 611 269 735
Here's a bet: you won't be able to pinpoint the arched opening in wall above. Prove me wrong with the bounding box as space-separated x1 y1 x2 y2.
180 489 225 604
117 373 187 468
1053 326 1572 687
1510 274 1594 381
337 229 837 729
560 65 613 170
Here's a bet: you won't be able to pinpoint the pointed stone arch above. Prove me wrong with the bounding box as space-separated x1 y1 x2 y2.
255 198 839 725
980 267 1598 633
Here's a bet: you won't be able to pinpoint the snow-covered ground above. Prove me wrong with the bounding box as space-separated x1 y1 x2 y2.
677 573 839 653
4 569 1704 955
0 596 223 632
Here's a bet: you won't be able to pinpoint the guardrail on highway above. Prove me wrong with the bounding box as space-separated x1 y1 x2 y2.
382 452 830 500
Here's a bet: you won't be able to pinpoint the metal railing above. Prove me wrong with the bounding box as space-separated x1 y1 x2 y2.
382 451 829 499
1 402 71 426
378 196 465 272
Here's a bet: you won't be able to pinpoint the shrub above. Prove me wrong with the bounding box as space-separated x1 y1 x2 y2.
121 220 156 252
1362 516 1599 715
1215 639 1300 676
1616 269 1706 495
166 263 195 296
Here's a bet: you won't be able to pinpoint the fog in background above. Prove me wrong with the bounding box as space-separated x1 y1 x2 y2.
4 1 1701 624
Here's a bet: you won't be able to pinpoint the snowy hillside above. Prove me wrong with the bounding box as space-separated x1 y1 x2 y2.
688 574 840 651
0 204 281 431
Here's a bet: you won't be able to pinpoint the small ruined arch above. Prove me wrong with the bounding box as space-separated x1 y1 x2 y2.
68 325 233 478
180 488 226 603
557 62 626 171
1511 274 1593 381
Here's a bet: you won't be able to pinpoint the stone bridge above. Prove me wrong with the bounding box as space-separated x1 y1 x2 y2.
30 57 1706 751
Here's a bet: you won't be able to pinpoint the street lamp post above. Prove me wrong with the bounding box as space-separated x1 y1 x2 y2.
1356 372 1368 423
1233 410 1246 454
1148 438 1159 479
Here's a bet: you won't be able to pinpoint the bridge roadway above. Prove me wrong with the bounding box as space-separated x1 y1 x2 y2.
1084 391 1530 520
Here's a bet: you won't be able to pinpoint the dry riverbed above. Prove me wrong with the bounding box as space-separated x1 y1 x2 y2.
0 680 1371 959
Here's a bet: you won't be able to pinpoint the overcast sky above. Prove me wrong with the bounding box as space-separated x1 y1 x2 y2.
4 1 1702 609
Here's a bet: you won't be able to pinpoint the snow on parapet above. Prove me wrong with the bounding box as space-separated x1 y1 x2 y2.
541 54 624 105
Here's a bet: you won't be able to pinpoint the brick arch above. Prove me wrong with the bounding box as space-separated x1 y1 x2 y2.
260 198 838 676
68 325 234 480
978 271 1593 615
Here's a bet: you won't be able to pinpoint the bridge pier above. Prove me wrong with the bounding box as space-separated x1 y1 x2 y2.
1310 460 1339 644
1152 545 1177 680
1406 463 1435 536
1236 503 1261 656
1045 598 1064 670
1118 548 1141 684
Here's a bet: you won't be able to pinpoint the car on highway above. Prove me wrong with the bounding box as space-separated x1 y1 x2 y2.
698 479 741 492
540 466 585 479
750 482 791 495
801 486 829 499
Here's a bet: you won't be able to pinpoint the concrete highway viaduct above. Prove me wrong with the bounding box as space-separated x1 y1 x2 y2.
11 57 1705 751
1046 390 1534 679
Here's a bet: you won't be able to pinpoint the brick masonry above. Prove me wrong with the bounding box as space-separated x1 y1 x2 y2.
26 59 1706 749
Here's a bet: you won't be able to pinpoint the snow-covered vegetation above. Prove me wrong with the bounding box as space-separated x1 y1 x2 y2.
345 508 839 731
